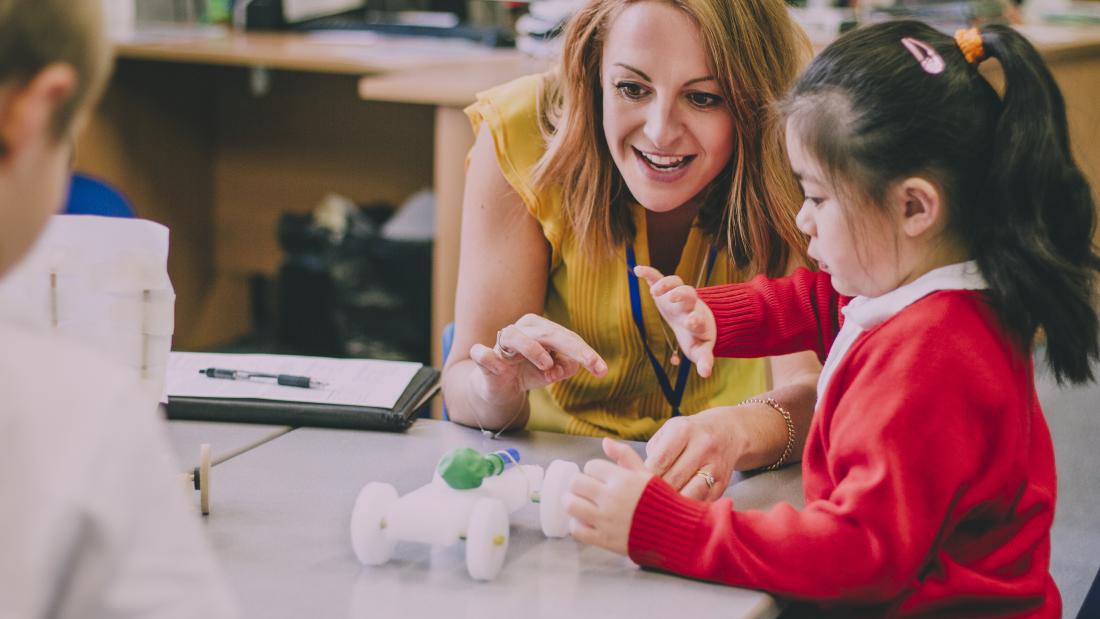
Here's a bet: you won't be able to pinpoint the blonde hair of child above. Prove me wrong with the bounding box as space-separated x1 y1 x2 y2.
0 0 113 149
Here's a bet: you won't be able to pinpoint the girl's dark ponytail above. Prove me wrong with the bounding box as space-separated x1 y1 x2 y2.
975 24 1100 384
785 20 1099 385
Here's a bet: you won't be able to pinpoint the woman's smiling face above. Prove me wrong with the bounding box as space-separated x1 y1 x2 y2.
600 0 736 214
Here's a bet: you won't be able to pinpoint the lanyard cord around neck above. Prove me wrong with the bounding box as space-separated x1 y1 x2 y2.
625 243 719 417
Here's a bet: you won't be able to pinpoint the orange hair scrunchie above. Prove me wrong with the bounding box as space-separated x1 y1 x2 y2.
955 27 985 65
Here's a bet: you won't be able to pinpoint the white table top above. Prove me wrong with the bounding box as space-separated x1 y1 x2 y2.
164 417 291 474
192 419 804 619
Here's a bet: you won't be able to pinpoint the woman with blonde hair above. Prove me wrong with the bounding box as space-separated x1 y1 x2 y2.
443 0 821 498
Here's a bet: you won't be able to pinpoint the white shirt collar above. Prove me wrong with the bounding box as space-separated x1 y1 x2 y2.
841 261 988 330
816 261 987 401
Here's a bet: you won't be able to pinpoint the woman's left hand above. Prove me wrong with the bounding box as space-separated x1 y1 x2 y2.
643 408 748 502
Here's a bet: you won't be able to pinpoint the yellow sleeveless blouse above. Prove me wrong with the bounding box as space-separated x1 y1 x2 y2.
466 74 766 440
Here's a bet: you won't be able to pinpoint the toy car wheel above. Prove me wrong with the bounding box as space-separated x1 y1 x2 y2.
540 460 579 538
350 482 398 565
198 443 212 515
465 498 509 581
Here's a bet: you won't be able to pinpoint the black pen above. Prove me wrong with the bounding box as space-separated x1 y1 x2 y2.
199 367 328 389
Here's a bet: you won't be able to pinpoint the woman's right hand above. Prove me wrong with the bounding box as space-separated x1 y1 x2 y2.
467 313 608 407
444 124 606 430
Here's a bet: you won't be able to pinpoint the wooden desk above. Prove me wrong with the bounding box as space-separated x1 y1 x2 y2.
357 53 545 378
195 419 803 619
77 28 537 354
76 26 1100 369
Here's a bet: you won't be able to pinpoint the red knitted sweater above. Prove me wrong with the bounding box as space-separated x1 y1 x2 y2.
627 269 1059 618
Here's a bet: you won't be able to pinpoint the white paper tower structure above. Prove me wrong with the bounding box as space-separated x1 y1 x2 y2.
0 215 175 402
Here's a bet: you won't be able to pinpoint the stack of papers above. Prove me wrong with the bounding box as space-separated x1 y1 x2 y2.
167 352 422 409
164 352 439 432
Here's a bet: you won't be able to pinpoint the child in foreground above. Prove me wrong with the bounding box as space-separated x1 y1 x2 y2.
0 1 237 616
564 20 1098 618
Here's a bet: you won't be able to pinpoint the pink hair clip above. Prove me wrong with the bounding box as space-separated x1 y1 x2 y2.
901 37 945 75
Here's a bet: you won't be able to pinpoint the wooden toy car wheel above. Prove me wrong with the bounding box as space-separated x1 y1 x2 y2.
198 443 211 515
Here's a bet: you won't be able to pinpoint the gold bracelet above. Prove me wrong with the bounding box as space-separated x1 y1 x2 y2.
741 397 796 472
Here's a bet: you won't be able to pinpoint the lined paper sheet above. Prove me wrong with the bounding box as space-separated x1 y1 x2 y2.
167 352 422 410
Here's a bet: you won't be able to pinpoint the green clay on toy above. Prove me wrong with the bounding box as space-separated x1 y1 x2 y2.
437 447 521 489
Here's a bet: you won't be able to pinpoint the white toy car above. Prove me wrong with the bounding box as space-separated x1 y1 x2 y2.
350 448 580 581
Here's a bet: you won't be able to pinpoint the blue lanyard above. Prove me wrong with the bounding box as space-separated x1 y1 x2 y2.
625 243 718 416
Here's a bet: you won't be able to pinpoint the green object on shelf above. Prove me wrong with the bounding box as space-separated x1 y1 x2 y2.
437 447 519 489
206 0 230 24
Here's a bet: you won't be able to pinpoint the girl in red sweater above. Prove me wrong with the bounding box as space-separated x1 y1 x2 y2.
563 20 1100 618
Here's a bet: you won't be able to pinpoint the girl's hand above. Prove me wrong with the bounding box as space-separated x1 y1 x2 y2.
468 313 608 408
633 265 717 378
565 438 653 556
644 408 744 501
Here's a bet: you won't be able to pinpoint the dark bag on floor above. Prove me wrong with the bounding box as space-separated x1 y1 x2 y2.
276 203 431 362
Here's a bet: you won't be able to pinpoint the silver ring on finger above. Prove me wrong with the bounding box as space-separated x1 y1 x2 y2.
494 328 518 359
694 468 716 489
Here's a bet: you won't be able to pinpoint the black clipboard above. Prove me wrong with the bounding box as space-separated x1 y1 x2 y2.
166 366 440 432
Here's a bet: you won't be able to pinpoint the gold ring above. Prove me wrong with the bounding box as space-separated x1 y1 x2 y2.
694 469 716 488
495 328 518 359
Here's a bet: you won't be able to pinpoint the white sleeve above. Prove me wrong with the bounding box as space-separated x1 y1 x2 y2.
51 387 240 619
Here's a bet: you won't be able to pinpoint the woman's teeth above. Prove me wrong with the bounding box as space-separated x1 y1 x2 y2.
640 151 689 170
